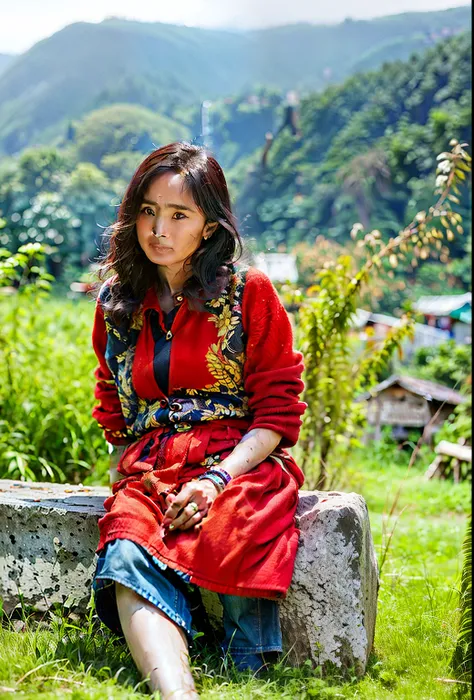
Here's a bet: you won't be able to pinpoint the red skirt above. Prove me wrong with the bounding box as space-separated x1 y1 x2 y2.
96 420 305 599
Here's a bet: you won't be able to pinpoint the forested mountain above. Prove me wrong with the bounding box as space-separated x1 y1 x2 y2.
0 30 470 312
231 31 471 251
220 30 471 310
0 6 470 155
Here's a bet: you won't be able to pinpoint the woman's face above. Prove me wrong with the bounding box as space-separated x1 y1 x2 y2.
136 171 216 275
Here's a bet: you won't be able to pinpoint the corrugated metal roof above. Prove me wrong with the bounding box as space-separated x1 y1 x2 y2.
351 309 372 328
355 374 467 405
450 303 472 324
414 292 471 317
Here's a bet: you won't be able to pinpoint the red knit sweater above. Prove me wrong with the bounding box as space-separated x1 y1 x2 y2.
91 266 307 448
91 266 308 598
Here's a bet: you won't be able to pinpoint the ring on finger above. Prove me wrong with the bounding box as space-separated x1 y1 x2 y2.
189 501 199 514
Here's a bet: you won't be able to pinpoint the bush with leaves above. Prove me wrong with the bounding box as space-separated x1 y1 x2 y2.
0 243 108 483
296 140 471 489
411 339 471 389
450 516 472 696
436 388 472 448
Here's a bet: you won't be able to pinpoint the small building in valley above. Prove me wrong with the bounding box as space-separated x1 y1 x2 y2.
355 374 467 443
351 309 451 360
414 292 471 344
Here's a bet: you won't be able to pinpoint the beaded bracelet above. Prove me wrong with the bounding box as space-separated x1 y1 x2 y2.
206 467 233 486
197 472 226 493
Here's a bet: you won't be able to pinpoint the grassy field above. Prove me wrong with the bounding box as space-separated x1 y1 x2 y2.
0 294 470 697
0 296 110 484
0 444 470 699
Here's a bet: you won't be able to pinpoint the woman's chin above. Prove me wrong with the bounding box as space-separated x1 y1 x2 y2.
147 247 175 263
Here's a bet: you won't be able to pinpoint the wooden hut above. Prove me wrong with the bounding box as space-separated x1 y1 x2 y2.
355 374 467 443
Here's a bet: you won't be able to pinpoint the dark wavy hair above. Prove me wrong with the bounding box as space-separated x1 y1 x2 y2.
93 141 244 324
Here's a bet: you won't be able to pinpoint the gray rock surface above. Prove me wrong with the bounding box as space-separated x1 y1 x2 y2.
0 480 108 613
281 490 379 674
0 479 378 674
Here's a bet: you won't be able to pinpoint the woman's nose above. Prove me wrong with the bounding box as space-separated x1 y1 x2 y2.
153 218 169 237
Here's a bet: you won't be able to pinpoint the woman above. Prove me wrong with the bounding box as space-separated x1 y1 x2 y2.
91 141 307 700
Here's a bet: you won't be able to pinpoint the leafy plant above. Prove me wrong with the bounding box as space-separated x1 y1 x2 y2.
412 340 472 388
450 516 472 696
435 388 472 449
0 244 108 482
297 140 471 489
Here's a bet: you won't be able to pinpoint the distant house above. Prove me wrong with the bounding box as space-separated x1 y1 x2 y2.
351 309 450 359
253 253 298 283
414 292 471 344
354 374 467 443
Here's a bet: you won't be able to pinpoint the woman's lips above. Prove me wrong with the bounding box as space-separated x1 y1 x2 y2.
150 241 172 250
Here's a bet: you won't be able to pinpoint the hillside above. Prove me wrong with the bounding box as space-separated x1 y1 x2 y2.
0 6 470 155
229 30 471 284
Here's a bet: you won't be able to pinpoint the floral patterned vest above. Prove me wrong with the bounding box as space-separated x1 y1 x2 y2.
99 265 251 440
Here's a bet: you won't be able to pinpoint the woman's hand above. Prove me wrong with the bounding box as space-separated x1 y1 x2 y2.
163 479 220 531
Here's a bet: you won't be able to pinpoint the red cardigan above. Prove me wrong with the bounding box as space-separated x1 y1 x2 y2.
91 266 307 448
91 266 308 598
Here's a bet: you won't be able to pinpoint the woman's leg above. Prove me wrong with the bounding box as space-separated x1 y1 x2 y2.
115 581 198 699
218 594 282 672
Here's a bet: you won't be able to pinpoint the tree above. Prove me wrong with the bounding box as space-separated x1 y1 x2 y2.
62 163 115 269
337 148 391 229
99 151 144 182
74 104 189 166
297 140 471 489
17 146 68 193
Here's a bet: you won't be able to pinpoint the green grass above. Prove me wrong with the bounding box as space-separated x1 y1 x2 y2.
0 295 110 484
0 293 471 697
0 447 470 699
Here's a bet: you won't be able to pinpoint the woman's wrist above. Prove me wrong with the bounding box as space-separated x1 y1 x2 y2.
198 477 222 494
197 471 226 494
208 466 232 485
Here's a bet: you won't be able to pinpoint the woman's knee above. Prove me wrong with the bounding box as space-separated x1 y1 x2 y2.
115 580 151 612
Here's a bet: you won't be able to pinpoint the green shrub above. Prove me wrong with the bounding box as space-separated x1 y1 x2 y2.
0 244 108 483
412 340 471 388
450 516 472 696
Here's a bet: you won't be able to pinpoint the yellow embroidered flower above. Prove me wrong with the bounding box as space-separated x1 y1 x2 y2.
208 297 225 308
209 307 240 339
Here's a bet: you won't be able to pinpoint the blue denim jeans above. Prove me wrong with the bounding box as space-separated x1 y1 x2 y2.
92 538 282 672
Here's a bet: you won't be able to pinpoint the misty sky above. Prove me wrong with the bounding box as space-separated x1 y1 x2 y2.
1 0 471 54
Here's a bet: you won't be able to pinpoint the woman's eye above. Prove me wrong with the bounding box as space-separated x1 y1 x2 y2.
140 208 185 219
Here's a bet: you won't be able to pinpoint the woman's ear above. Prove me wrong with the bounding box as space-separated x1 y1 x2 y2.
204 221 219 239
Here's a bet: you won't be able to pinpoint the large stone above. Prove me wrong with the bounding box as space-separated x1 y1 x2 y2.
282 490 379 674
0 480 378 674
0 480 108 613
